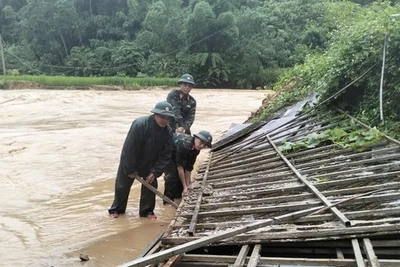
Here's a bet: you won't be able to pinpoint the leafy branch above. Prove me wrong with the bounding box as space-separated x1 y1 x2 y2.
279 127 383 153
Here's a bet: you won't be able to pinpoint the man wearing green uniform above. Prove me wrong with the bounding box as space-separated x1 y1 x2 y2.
166 73 196 134
164 130 212 202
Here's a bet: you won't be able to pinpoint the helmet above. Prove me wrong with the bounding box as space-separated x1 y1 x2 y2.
151 101 175 118
194 130 213 148
178 73 195 85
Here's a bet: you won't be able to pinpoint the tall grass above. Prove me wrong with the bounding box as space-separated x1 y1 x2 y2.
0 75 177 88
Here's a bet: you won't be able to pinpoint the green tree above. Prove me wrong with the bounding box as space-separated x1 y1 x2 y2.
18 0 81 72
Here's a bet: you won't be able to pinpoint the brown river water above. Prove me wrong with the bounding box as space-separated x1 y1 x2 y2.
0 88 268 266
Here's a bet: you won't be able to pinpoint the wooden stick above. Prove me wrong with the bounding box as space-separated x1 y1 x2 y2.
308 188 384 216
188 152 213 236
351 239 366 267
363 238 381 267
137 231 164 258
134 175 178 209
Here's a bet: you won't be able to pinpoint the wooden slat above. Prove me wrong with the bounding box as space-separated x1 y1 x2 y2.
295 146 400 169
188 152 213 236
363 238 381 267
180 201 321 219
230 245 249 267
163 254 183 267
352 239 366 267
162 224 400 245
185 192 313 209
308 162 400 179
247 244 261 267
172 207 400 229
300 153 400 174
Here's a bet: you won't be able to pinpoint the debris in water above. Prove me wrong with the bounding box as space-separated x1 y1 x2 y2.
79 253 90 261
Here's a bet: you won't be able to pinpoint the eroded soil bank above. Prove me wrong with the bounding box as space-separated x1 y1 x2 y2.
0 88 268 266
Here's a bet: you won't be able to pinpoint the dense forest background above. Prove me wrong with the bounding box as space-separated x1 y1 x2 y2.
1 0 400 136
0 0 392 88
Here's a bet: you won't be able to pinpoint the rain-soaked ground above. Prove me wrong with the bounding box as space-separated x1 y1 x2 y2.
0 88 268 266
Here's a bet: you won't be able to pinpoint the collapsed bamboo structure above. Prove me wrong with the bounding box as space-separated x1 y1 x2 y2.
121 103 400 267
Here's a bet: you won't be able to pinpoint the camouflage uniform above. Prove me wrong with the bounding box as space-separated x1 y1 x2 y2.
164 133 200 201
166 89 196 134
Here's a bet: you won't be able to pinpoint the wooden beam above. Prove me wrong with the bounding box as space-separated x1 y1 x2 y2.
172 207 400 229
247 244 261 267
352 239 366 267
229 245 249 267
188 152 213 236
207 161 287 179
204 184 306 200
163 254 183 267
185 192 313 209
315 171 400 190
137 231 164 258
307 162 399 180
300 153 400 175
180 201 321 219
295 146 400 169
162 224 400 245
208 168 293 185
363 238 381 267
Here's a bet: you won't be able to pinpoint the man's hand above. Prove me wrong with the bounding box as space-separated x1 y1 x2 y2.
145 173 155 184
182 187 188 197
176 127 185 133
128 172 137 179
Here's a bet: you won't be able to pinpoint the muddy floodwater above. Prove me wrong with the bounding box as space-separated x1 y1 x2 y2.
0 88 268 266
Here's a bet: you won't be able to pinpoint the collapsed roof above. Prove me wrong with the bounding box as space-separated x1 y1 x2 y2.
123 97 400 267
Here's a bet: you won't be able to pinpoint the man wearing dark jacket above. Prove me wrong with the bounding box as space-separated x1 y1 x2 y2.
166 73 196 134
164 130 212 202
108 101 174 220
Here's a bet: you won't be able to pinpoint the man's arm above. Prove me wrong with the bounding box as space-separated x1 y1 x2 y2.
184 170 192 189
120 120 144 176
167 91 184 127
150 130 173 177
177 165 188 195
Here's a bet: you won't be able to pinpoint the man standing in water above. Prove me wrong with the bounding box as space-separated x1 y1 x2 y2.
166 73 196 134
108 101 174 220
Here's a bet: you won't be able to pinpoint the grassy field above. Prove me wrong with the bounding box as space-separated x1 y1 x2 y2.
0 75 177 89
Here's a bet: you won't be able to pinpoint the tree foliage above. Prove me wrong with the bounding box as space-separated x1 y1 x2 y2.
1 0 338 87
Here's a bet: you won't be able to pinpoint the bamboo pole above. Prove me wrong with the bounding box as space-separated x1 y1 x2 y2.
133 175 178 209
